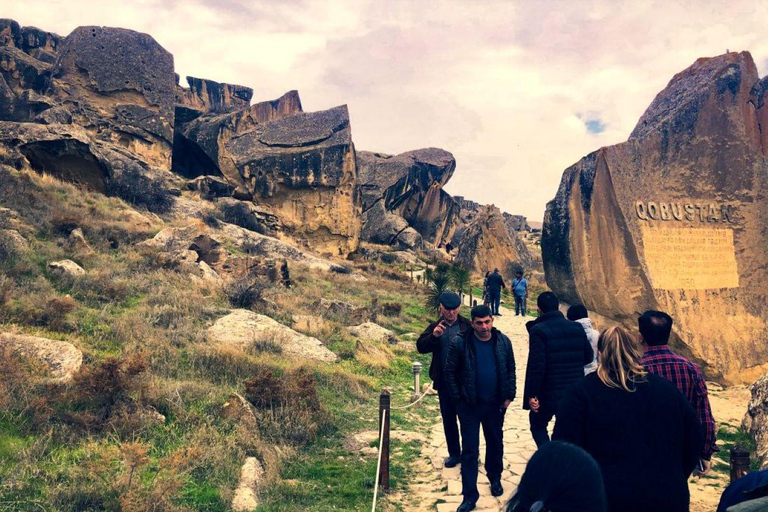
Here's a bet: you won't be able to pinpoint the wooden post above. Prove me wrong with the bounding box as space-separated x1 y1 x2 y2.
730 445 750 483
378 390 390 491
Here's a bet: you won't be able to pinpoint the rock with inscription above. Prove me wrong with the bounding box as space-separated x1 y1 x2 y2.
542 51 768 383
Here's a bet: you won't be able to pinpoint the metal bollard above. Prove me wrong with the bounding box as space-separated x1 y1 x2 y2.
378 390 390 491
412 361 422 393
730 445 751 483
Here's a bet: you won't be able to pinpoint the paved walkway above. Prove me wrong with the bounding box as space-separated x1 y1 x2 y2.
407 303 537 512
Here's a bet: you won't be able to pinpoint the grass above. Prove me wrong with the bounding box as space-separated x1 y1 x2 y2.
0 166 446 512
711 423 760 474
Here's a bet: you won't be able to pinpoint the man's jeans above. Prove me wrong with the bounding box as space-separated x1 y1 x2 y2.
514 294 526 316
438 389 461 458
488 290 501 315
529 402 556 447
458 401 505 501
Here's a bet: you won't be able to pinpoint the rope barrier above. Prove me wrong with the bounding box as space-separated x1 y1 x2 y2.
371 407 388 512
390 382 434 410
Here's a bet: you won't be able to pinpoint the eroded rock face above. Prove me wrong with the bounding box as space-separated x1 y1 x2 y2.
357 149 458 248
542 51 768 383
49 26 176 170
744 373 768 469
176 75 252 115
455 205 533 274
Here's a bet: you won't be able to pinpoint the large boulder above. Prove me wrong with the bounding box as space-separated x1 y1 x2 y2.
206 309 338 363
542 51 768 383
357 149 458 248
455 205 533 274
49 26 176 170
0 332 82 380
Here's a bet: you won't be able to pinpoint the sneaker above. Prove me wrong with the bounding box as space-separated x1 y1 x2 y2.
457 499 477 512
490 479 503 497
444 455 461 468
496 312 502 316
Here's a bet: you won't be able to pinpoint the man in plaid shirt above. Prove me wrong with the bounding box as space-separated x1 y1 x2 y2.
638 310 718 474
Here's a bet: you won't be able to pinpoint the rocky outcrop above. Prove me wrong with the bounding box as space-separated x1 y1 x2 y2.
0 332 82 380
503 212 530 232
744 373 768 469
176 75 252 115
455 205 533 274
347 322 399 344
358 149 458 249
542 51 768 383
206 309 338 363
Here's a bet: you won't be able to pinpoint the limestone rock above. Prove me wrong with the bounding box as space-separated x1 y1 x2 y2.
319 299 371 324
0 332 82 380
231 457 264 512
744 373 768 469
48 259 85 276
207 309 337 363
348 322 399 344
357 149 458 248
67 228 93 253
542 51 768 383
187 175 235 199
0 228 29 252
49 26 176 170
216 197 281 236
291 315 327 335
176 76 252 114
455 205 533 274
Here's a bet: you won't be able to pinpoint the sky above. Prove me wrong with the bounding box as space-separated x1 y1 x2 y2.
6 0 768 222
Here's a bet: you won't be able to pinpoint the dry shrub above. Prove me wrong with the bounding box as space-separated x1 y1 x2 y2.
183 345 280 386
244 366 329 446
225 278 267 310
41 295 78 331
379 301 402 317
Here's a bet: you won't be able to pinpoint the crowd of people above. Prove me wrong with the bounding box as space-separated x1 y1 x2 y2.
417 279 761 512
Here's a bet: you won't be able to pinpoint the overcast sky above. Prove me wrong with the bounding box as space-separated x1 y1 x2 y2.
7 1 768 221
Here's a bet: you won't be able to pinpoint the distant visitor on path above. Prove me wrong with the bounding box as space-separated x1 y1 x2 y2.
416 291 471 469
638 310 718 475
523 291 592 447
486 268 506 316
511 270 528 317
567 304 599 375
482 271 490 306
553 326 701 512
506 441 607 512
444 304 516 512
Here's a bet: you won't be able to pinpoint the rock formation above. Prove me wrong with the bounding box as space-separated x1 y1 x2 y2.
744 373 768 469
542 51 768 383
357 148 458 249
455 205 533 274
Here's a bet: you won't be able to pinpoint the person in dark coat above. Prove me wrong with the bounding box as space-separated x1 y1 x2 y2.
486 268 506 315
417 291 472 468
444 304 516 512
553 326 701 512
523 291 593 446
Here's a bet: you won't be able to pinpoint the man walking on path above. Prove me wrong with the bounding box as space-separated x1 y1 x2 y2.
511 270 528 317
638 310 718 474
523 291 593 447
444 305 516 512
417 291 471 468
486 268 506 316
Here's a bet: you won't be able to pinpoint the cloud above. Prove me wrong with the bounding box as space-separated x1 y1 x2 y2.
4 0 768 222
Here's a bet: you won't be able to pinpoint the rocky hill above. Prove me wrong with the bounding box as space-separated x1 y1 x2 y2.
542 51 768 384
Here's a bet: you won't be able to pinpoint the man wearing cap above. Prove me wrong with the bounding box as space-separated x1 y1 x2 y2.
444 304 516 511
417 291 472 468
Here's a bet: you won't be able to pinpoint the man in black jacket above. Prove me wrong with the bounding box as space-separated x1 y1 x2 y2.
444 305 516 512
486 268 506 316
417 291 472 468
523 291 593 447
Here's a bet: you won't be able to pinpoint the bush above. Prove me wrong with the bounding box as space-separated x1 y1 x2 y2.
225 279 266 309
379 302 402 317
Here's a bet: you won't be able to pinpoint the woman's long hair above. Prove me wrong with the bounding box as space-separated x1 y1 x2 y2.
596 326 647 392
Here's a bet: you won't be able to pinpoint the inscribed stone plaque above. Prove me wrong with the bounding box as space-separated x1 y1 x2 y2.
640 226 739 290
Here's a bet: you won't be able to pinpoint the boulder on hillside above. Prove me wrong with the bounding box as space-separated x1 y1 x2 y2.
357 149 458 248
455 205 533 274
0 332 82 380
347 322 398 344
48 259 85 276
542 51 768 383
49 26 176 170
206 309 338 363
744 373 768 469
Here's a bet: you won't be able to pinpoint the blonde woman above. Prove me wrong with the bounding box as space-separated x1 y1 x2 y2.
553 326 701 512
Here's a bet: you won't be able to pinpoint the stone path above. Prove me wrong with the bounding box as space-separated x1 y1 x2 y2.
407 303 537 512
